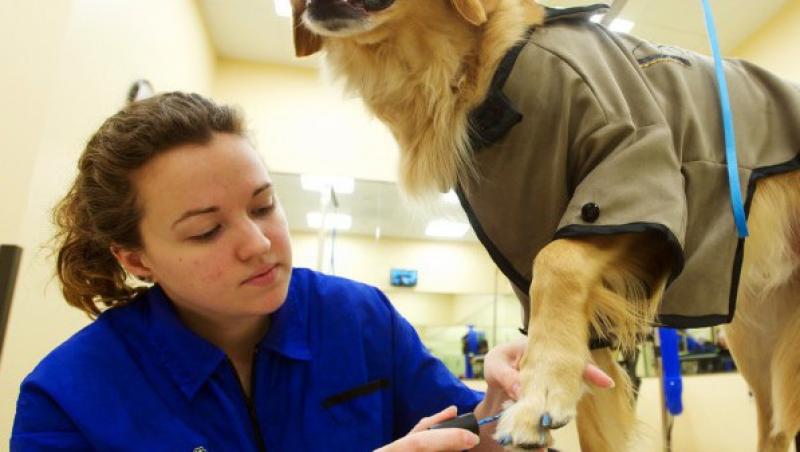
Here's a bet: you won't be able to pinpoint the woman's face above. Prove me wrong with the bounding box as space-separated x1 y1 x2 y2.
120 133 293 323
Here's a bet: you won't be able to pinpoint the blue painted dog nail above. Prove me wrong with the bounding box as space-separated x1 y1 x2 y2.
540 413 552 428
497 434 512 446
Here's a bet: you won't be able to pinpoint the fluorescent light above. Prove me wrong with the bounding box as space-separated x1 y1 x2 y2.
307 212 352 230
301 175 355 194
425 220 470 238
590 14 635 34
441 190 460 204
274 0 291 17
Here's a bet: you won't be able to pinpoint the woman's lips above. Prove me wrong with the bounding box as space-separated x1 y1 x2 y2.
242 264 278 286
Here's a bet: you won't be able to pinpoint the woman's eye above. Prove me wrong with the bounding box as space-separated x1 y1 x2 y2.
190 225 221 242
253 205 274 216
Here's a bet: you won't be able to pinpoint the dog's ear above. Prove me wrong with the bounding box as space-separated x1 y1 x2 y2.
291 0 322 57
450 0 487 26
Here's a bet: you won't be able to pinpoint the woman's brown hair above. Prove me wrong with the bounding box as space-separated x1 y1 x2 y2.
53 92 244 317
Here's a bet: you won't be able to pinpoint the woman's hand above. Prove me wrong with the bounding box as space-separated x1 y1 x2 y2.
471 338 616 450
377 340 617 452
483 337 615 402
374 406 479 452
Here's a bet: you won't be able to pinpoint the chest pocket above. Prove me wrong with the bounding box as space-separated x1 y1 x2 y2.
302 378 388 450
322 378 388 424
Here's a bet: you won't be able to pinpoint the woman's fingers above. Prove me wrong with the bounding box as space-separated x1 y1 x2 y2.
409 405 458 433
583 363 616 389
376 406 480 452
394 428 480 451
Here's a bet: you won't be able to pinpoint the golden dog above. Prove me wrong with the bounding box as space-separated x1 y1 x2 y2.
290 0 800 450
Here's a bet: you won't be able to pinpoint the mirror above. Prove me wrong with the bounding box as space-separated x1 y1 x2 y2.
271 171 738 378
270 171 525 377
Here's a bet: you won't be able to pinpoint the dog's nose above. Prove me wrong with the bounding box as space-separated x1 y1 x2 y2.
306 0 345 9
361 0 395 12
307 0 366 23
307 0 395 13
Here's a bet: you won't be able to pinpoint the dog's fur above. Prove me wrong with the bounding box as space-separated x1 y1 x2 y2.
291 0 800 450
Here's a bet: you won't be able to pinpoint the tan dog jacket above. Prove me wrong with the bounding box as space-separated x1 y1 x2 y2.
459 5 800 328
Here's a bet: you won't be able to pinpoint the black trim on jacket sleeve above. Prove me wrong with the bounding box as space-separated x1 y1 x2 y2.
554 222 686 284
657 314 731 328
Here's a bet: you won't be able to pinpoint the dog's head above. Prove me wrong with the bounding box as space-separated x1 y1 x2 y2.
291 0 490 57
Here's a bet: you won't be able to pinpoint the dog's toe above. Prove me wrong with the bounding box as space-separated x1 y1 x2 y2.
493 367 582 450
541 412 571 430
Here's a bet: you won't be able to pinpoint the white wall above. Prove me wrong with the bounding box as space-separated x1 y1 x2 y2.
0 0 71 245
733 0 800 82
213 59 400 182
0 0 216 445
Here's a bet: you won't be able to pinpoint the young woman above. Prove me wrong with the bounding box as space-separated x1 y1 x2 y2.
11 92 612 451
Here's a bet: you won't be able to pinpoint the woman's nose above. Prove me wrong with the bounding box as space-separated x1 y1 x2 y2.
236 219 271 261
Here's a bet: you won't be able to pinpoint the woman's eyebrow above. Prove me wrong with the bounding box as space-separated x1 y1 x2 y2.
171 183 272 229
253 182 272 197
172 207 218 229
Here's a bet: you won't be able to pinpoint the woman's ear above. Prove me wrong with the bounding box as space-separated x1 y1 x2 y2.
110 245 153 281
292 0 323 57
450 0 487 26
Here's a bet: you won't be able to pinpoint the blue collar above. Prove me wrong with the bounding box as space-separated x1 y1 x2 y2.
260 269 312 361
145 270 311 400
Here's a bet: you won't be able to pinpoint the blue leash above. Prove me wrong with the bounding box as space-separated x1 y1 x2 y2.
701 0 749 238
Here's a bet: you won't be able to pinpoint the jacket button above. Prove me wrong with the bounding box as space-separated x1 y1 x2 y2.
581 202 600 223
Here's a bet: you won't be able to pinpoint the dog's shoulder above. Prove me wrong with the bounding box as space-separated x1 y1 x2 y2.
535 4 695 72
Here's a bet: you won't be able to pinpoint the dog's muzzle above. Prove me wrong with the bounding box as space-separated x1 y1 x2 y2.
307 0 394 27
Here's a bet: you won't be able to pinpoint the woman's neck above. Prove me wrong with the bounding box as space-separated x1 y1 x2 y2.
175 305 270 363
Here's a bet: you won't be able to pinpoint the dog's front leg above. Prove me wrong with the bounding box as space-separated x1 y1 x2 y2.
495 236 632 451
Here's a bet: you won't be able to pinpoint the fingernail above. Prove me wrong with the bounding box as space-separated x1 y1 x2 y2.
540 413 552 428
467 433 480 447
497 434 512 446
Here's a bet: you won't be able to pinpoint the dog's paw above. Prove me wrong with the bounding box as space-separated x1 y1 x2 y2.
493 363 584 450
